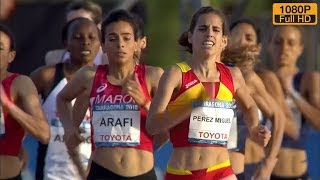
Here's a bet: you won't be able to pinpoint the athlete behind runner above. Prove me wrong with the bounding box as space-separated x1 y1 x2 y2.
228 19 301 141
268 26 320 180
0 23 50 179
146 6 271 180
30 18 101 180
222 45 284 180
132 14 147 64
45 0 107 66
57 9 164 179
226 19 286 180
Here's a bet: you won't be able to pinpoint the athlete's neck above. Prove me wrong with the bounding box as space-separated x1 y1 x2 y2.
68 58 89 69
108 61 135 81
276 64 299 76
189 54 220 79
63 60 88 81
0 70 9 81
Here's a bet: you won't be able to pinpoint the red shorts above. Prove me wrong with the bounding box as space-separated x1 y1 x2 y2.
165 160 234 180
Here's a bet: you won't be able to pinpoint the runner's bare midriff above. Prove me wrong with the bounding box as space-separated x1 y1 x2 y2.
0 155 21 179
273 148 307 177
92 147 154 177
244 138 265 164
168 146 229 170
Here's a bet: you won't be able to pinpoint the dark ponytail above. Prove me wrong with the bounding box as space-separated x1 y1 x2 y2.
178 31 192 53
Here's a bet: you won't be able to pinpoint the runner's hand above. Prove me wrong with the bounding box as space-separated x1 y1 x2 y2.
64 128 86 179
64 128 84 150
249 125 271 147
122 73 148 107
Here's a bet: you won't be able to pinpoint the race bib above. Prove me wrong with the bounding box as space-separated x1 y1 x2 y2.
0 105 5 137
49 118 67 154
92 103 141 147
188 100 234 146
47 117 92 169
79 120 91 167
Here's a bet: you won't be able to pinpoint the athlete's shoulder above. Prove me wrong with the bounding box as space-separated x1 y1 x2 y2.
13 74 31 82
226 65 242 78
145 65 164 78
30 64 56 80
256 68 277 80
148 63 184 89
29 64 57 92
74 65 97 83
249 72 266 90
12 75 37 92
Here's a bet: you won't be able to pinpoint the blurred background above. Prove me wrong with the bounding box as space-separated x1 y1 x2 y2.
1 0 319 179
1 0 319 74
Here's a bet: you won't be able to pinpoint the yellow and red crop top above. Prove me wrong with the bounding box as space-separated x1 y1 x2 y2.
168 62 235 148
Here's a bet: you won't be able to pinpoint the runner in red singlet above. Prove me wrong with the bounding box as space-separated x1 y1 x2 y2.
57 9 164 179
0 23 50 180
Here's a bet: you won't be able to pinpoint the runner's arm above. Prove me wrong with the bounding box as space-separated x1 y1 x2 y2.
57 67 90 131
146 65 188 135
253 75 284 160
57 67 93 179
146 66 169 148
291 72 320 130
230 67 270 147
0 75 50 144
258 70 299 139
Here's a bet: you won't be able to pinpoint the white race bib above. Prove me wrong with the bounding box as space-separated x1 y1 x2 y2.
79 120 91 167
48 118 67 154
92 103 141 147
0 105 5 137
188 100 234 146
48 117 91 162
